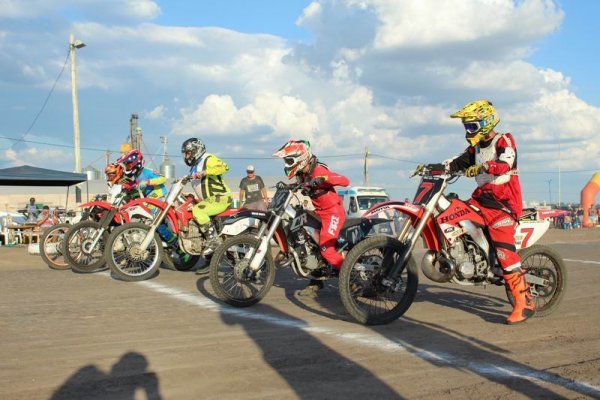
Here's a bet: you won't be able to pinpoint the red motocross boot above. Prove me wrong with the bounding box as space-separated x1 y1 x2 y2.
504 268 536 325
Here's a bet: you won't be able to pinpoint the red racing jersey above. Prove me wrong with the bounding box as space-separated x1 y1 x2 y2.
298 163 349 210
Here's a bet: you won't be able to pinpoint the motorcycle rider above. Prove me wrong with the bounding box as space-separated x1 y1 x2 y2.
117 149 190 263
104 163 125 187
427 99 534 324
273 139 349 296
181 138 232 260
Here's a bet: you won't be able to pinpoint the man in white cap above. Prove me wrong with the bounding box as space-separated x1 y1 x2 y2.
239 165 268 210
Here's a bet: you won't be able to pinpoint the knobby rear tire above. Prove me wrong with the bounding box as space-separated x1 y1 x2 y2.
506 244 567 317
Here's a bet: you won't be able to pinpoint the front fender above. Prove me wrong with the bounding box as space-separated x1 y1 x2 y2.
364 201 441 251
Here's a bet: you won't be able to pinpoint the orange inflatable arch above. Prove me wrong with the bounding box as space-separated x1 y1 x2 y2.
581 172 600 227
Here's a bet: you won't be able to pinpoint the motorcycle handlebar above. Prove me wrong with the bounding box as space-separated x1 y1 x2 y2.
273 181 305 191
412 164 464 179
173 175 193 185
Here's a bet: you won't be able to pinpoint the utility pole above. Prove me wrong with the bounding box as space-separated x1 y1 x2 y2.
363 146 369 186
69 34 86 173
546 179 552 205
69 33 86 202
558 141 562 207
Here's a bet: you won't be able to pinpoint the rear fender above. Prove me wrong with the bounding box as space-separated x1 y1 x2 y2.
364 201 441 251
515 219 550 250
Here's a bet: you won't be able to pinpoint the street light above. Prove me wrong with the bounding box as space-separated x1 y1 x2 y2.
546 179 552 205
69 33 85 202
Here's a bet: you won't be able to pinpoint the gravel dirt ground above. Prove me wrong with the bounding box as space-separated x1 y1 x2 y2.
0 228 599 400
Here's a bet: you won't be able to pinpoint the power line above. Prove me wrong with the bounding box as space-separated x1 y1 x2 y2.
1 133 598 174
369 153 422 164
6 50 70 150
0 135 363 160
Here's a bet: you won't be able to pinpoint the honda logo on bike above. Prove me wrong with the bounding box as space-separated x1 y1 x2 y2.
439 209 470 223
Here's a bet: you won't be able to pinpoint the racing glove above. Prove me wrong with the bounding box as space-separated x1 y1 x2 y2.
464 163 487 178
309 176 327 187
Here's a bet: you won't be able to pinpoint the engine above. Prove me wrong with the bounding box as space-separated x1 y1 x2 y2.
180 221 205 254
448 236 488 280
293 228 320 271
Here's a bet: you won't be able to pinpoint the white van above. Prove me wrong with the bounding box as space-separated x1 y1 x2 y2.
336 186 390 218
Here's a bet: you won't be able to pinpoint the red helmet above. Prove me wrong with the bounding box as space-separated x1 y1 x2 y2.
104 163 124 186
273 140 312 180
117 149 144 178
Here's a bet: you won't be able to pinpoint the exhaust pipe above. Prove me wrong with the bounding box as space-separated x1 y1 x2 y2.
421 250 455 283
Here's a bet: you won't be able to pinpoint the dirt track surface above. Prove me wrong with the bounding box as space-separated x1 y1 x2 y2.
1 228 599 400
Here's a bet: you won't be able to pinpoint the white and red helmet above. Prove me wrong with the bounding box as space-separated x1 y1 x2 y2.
273 140 312 180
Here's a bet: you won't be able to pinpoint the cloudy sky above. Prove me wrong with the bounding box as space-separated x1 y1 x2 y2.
1 0 599 204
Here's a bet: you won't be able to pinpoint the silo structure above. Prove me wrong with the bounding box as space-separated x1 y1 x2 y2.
83 166 101 181
160 160 175 179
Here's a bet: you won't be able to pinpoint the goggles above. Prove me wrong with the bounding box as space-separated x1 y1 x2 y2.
284 157 296 167
463 120 484 134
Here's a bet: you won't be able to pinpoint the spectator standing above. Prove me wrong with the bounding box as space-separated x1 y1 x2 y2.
589 206 598 225
563 214 572 229
25 197 38 224
239 165 268 211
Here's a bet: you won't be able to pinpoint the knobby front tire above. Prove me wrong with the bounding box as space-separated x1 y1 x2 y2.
209 234 275 307
39 224 71 270
104 222 163 282
339 235 419 325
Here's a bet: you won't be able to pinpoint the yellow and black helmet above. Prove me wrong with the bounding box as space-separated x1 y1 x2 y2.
451 100 499 147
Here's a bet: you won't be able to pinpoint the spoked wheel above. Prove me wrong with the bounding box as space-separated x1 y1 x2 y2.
63 220 109 273
104 222 163 281
39 224 71 270
339 236 419 325
506 244 567 317
209 234 275 307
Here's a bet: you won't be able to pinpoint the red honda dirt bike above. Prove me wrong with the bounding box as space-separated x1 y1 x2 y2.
103 175 259 282
63 184 153 273
338 165 567 325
